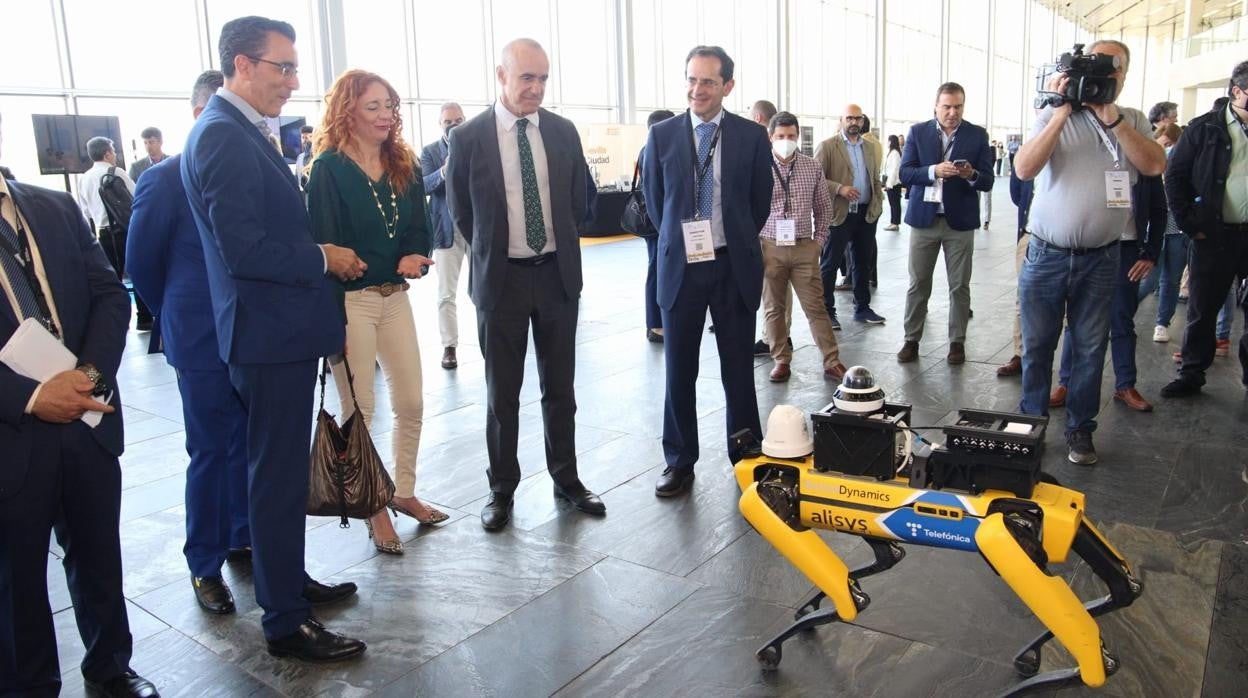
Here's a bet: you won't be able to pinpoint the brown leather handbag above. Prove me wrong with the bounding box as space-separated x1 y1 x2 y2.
307 356 395 526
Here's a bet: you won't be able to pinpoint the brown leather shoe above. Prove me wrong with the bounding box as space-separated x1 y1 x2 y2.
996 355 1022 377
441 346 457 370
769 363 791 383
947 342 966 365
897 341 919 363
1049 385 1067 408
1113 388 1154 412
824 363 848 381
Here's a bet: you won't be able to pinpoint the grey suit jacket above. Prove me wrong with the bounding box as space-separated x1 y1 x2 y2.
445 106 586 311
815 135 885 226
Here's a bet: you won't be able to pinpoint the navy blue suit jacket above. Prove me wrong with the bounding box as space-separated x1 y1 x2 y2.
127 155 220 369
0 181 129 500
642 110 773 311
419 138 454 249
899 119 994 231
181 95 342 364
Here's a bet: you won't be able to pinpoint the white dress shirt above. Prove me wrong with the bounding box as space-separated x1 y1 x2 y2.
688 109 726 248
76 160 135 229
494 101 556 258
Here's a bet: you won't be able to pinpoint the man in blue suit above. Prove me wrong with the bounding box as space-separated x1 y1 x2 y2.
0 124 157 693
420 102 468 370
127 70 254 617
181 15 366 662
897 82 994 365
642 45 773 497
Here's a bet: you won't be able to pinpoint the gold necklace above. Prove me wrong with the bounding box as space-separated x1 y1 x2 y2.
366 177 399 239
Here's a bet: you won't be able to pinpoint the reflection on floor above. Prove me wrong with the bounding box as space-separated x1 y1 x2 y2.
49 185 1246 696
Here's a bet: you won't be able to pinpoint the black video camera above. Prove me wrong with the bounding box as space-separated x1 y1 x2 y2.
1034 44 1119 110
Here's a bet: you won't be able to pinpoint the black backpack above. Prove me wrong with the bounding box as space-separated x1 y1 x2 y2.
99 166 133 231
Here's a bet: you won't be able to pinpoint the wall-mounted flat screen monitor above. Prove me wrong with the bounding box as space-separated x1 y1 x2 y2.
278 116 307 162
32 114 124 175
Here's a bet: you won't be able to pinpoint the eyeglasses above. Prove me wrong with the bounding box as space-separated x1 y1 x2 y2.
844 115 865 122
246 56 299 78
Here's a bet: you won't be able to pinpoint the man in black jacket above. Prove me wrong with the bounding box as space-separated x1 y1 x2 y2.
1161 60 1248 396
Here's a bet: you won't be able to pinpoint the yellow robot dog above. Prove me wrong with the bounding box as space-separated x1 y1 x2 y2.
734 368 1142 697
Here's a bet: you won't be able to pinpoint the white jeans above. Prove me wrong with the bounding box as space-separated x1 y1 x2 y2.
331 288 424 497
434 228 469 348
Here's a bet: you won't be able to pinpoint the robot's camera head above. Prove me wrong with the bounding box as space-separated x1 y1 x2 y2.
833 366 886 413
761 405 814 459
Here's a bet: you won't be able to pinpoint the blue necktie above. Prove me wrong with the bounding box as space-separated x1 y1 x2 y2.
0 214 45 324
695 122 716 219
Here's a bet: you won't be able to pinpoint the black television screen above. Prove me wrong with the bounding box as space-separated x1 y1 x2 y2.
32 114 124 175
278 116 307 162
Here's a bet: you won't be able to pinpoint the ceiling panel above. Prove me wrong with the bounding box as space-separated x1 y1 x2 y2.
1037 0 1241 35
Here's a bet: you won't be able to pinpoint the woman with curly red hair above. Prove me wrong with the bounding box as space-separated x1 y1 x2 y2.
307 69 448 555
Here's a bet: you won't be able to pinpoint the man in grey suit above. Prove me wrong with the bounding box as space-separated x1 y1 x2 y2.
446 38 605 531
420 102 468 371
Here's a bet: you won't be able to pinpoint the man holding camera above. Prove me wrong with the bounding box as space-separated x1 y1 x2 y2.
1160 60 1248 398
1014 40 1165 465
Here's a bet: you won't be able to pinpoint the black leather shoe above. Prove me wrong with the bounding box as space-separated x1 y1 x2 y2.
553 482 606 515
481 492 513 531
655 467 695 497
225 546 252 563
266 618 366 663
302 579 358 607
85 670 160 697
191 575 235 615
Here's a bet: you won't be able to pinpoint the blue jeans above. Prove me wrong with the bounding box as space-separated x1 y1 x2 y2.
1136 233 1187 327
1217 287 1235 339
1060 241 1140 391
1019 238 1119 435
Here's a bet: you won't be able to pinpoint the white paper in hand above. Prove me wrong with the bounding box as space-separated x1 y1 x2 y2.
0 318 110 427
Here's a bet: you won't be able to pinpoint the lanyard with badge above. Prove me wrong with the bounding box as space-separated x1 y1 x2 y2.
682 123 721 264
0 204 61 338
924 132 957 204
770 158 798 246
1089 113 1131 209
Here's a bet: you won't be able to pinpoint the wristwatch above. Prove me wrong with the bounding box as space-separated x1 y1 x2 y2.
76 363 108 397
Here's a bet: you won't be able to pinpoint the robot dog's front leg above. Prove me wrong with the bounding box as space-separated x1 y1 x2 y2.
739 481 866 669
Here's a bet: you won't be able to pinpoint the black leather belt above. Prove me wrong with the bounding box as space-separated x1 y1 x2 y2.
1224 222 1248 234
1036 239 1119 256
508 252 556 267
714 246 728 256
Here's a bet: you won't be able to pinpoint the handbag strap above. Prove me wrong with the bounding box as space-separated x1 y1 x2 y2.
629 161 641 192
319 354 364 414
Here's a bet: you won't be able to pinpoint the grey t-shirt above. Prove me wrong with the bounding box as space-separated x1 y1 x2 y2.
1026 106 1151 248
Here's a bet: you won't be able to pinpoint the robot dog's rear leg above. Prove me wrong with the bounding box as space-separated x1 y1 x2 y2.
795 538 904 621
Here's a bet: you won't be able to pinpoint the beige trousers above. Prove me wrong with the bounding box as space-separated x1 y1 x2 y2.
1013 233 1030 357
332 288 424 498
760 237 840 368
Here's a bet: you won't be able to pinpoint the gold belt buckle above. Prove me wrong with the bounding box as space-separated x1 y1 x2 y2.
368 282 409 297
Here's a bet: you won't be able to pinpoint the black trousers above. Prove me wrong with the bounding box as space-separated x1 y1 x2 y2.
886 185 903 226
1179 231 1248 385
822 209 878 316
477 259 580 494
97 226 153 324
0 423 132 696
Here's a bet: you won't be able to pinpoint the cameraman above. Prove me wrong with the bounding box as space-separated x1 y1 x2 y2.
1013 40 1165 466
1161 60 1248 397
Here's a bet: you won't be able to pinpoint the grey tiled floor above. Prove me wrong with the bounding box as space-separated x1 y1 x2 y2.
49 184 1247 696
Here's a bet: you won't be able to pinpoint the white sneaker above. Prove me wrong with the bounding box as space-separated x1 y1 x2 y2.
1153 325 1170 343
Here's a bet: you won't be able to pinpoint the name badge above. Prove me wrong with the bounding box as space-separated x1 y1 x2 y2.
681 218 715 264
1105 171 1131 209
776 219 797 246
924 178 944 204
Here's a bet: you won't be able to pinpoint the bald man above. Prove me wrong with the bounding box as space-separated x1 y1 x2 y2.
446 38 605 530
816 104 887 327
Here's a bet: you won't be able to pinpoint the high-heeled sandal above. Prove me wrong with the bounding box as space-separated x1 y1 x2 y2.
363 518 404 555
389 498 450 525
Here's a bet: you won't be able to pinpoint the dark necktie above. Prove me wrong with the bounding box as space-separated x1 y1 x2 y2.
515 117 546 254
695 121 716 219
0 214 45 324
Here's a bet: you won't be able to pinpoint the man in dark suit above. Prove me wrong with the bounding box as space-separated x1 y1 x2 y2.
421 101 468 370
642 45 773 497
127 70 254 617
897 82 994 365
0 122 158 694
446 38 605 531
180 15 366 661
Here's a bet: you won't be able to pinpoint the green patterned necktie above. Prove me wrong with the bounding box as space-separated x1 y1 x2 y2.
515 117 546 254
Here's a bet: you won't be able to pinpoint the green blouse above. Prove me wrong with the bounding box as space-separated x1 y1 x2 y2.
307 149 432 309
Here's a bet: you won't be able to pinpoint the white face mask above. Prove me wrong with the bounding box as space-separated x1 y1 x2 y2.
772 139 798 159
